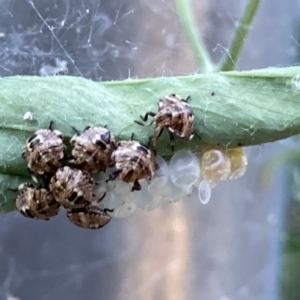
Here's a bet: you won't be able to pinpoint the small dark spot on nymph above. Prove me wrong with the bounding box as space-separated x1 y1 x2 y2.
211 92 215 96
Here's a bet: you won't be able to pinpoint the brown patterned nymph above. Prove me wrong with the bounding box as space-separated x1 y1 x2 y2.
135 94 195 153
70 125 116 173
107 137 157 192
22 121 66 175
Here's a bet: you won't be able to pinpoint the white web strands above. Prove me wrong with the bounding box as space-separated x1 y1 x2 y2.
93 148 248 217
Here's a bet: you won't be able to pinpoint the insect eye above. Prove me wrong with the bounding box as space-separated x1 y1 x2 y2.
137 146 149 155
69 191 78 202
20 210 27 218
29 138 41 149
27 133 37 143
23 209 34 218
101 131 111 144
95 140 107 150
74 195 85 205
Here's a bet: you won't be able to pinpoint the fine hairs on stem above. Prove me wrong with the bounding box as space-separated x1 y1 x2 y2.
174 0 214 73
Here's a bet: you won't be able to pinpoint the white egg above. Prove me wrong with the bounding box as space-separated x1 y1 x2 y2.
198 180 212 205
161 178 186 203
169 150 200 194
110 201 137 218
148 155 169 193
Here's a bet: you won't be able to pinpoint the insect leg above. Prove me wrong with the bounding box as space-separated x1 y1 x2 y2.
134 118 155 127
71 126 80 134
192 131 201 139
106 170 122 182
95 192 106 203
157 128 164 138
182 95 191 102
7 187 18 192
168 131 175 152
49 121 54 131
151 127 163 156
131 180 141 192
130 132 135 141
27 168 39 184
83 125 91 131
134 120 144 126
103 208 114 214
140 111 156 122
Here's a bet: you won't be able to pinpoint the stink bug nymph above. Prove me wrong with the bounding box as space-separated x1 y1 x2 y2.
107 135 157 191
70 125 116 173
49 166 105 209
13 183 60 220
135 94 195 153
22 121 66 174
67 206 112 229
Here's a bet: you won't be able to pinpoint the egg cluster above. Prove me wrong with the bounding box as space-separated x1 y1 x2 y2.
13 93 248 229
92 147 248 218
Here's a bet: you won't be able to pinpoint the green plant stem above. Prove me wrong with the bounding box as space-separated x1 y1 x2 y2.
1 66 300 212
174 0 214 72
221 0 261 71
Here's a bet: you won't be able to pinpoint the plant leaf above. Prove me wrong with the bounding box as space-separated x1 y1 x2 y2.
1 66 300 212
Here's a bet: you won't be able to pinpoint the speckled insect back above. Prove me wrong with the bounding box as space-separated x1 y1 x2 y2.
135 94 195 153
22 121 66 174
15 183 60 220
108 140 157 191
70 125 116 173
66 206 112 229
49 166 95 209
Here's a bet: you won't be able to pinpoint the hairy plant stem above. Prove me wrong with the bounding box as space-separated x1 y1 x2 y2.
221 0 261 71
174 0 214 72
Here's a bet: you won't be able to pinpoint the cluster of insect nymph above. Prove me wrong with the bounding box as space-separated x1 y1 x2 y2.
12 93 196 229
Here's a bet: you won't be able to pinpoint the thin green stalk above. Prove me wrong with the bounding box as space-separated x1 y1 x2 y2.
221 0 261 71
174 0 214 72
